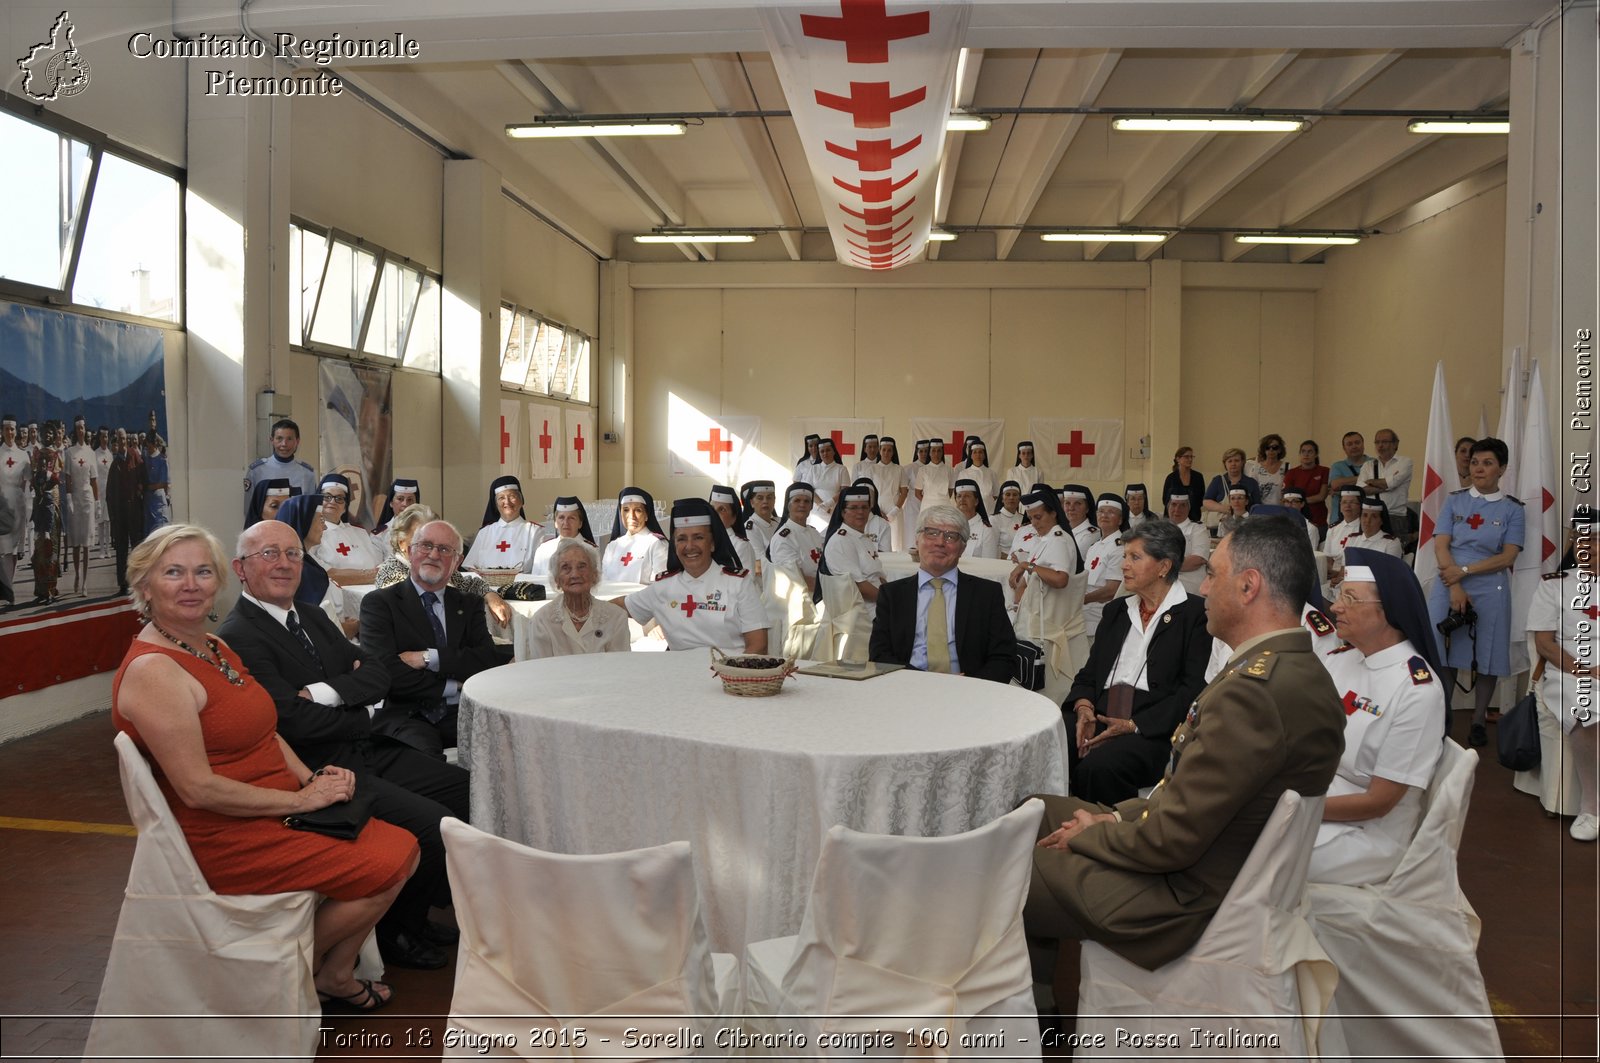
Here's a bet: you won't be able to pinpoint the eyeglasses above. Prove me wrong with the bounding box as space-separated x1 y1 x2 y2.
918 528 967 545
412 540 459 557
240 547 304 563
1334 592 1382 608
322 493 348 504
1266 444 1284 452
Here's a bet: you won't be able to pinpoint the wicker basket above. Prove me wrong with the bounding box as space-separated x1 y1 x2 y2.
709 647 796 697
474 568 520 589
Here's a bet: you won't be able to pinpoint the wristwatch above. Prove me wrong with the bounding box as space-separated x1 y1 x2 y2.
1462 563 1472 575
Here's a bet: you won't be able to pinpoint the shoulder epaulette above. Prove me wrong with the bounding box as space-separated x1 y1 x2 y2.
1049 527 1064 537
1449 487 1470 495
779 527 791 538
654 570 677 582
296 460 314 471
1543 570 1567 580
1233 649 1280 681
838 528 848 536
1382 533 1397 540
1304 608 1334 636
1408 655 1434 685
721 566 747 578
1327 643 1357 655
744 519 756 530
246 456 267 469
1507 494 1524 505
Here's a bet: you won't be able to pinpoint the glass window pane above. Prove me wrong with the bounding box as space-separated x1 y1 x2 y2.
0 111 91 289
550 330 576 396
500 307 530 386
290 225 327 344
404 274 440 372
71 152 180 320
361 258 420 361
571 336 591 404
308 238 377 350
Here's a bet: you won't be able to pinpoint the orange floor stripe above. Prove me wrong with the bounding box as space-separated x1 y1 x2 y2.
0 815 135 837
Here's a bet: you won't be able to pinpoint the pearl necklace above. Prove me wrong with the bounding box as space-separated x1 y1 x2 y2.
152 622 246 686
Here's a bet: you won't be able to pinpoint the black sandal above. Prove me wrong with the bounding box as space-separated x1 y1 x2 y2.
319 979 393 1012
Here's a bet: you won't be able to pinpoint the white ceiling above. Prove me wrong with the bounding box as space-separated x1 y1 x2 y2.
216 0 1547 264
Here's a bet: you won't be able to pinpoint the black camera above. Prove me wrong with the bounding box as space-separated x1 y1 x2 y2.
1437 605 1477 637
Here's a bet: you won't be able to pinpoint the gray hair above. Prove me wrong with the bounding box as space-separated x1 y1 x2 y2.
1122 519 1185 584
1224 515 1316 612
918 503 968 536
545 537 602 593
387 503 439 553
1217 515 1247 539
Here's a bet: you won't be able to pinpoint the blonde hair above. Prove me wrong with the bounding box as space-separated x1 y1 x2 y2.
1221 447 1247 466
126 524 229 617
387 503 440 553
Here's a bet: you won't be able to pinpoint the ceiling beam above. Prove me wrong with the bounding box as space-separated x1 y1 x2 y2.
980 50 1123 260
1373 160 1508 232
690 54 804 261
1300 135 1508 231
931 49 985 262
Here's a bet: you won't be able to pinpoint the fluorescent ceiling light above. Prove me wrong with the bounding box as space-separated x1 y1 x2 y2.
634 233 756 244
1407 119 1509 135
927 231 957 242
507 121 686 139
1040 232 1170 243
1112 116 1306 133
1234 233 1361 246
946 113 991 132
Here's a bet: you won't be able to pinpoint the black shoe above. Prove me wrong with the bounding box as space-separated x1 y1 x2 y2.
1469 723 1488 748
377 929 448 970
421 919 460 946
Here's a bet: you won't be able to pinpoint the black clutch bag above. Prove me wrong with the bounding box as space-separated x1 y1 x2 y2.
499 581 547 602
284 781 375 840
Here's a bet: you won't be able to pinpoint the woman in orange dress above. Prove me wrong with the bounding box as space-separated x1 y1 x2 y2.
112 524 418 1010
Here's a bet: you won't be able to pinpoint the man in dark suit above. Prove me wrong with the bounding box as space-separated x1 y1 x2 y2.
358 518 508 756
1025 516 1344 976
220 519 467 970
869 503 1016 683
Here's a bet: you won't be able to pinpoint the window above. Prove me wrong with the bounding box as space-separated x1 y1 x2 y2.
0 107 180 324
290 218 440 370
497 302 593 403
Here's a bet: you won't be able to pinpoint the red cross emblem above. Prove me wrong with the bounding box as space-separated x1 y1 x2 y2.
697 428 734 465
833 172 916 204
77 458 86 467
810 549 821 564
1341 690 1364 717
799 1 929 64
1089 556 1100 570
1057 430 1097 468
945 430 965 461
4 458 13 468
827 135 920 172
500 415 511 465
538 420 554 463
572 424 586 465
1583 605 1600 620
336 542 351 557
679 595 701 618
1466 513 1485 530
496 540 512 553
815 81 927 130
620 552 634 567
828 430 856 457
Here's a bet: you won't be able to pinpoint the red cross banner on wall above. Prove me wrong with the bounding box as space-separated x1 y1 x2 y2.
909 418 1005 468
1030 417 1125 482
526 402 563 481
563 407 595 480
760 1 970 270
667 398 761 481
499 399 523 477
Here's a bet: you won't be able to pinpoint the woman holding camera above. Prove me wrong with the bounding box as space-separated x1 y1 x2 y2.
1428 437 1524 748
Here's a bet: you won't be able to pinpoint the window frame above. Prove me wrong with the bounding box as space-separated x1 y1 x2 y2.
498 300 595 405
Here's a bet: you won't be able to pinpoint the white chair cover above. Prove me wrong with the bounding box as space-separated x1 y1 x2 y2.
85 732 321 1063
1513 640 1583 814
775 564 829 661
1076 790 1339 1059
743 800 1044 1059
440 818 735 1059
1306 742 1505 1062
819 572 872 663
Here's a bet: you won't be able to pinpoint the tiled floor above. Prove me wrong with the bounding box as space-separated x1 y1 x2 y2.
0 708 1595 1061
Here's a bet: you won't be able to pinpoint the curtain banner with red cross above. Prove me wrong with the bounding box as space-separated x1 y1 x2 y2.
790 418 884 470
1030 417 1124 482
668 407 761 480
563 407 595 479
498 399 523 477
909 418 1005 468
526 402 564 480
759 1 970 271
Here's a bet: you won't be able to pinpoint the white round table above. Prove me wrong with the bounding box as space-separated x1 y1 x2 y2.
459 652 1069 953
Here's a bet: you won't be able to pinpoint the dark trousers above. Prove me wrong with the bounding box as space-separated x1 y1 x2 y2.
1066 729 1172 805
328 738 470 934
109 513 140 589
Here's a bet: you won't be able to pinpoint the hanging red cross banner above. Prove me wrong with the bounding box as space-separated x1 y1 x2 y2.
1030 417 1124 482
760 1 970 271
909 417 1005 469
668 397 761 480
563 407 595 480
499 399 523 476
526 402 563 480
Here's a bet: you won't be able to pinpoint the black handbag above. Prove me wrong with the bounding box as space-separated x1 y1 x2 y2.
1497 661 1543 773
283 779 375 840
1012 639 1046 691
499 581 547 602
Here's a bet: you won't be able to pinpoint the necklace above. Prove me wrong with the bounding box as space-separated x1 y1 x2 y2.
1137 598 1160 628
151 621 246 686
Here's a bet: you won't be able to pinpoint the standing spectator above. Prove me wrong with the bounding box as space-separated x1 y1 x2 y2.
106 429 145 595
1360 428 1414 528
1454 436 1476 489
1329 431 1369 494
1283 439 1331 528
1246 434 1288 505
1161 446 1206 516
30 420 64 604
1203 448 1262 514
244 418 318 525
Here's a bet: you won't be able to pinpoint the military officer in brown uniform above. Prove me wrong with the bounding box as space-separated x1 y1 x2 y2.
1024 515 1344 972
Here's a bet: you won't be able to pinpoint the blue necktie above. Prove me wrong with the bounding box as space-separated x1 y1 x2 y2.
420 590 448 648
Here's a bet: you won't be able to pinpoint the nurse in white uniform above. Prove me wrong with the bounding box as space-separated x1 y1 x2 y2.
953 478 998 558
0 416 31 604
818 484 886 661
1081 493 1129 640
898 440 929 552
1528 513 1600 840
1123 483 1151 531
1341 494 1405 562
624 498 768 655
808 436 851 531
1166 491 1211 597
463 475 547 574
768 483 827 658
602 486 669 584
866 436 904 543
1060 483 1100 562
1006 441 1041 498
916 438 954 505
310 473 387 577
739 480 780 559
1309 551 1446 885
710 485 759 576
849 434 881 483
960 439 999 509
530 496 597 582
1007 487 1085 705
993 480 1027 558
1280 485 1322 550
793 434 821 487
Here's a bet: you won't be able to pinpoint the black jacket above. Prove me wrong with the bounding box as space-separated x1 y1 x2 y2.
868 569 1017 684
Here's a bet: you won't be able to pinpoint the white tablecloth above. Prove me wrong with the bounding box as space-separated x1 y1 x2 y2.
459 652 1069 953
878 551 1017 585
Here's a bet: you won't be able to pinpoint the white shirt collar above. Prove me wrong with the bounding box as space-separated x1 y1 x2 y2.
1363 639 1416 671
1124 578 1188 624
1468 486 1505 501
242 589 295 629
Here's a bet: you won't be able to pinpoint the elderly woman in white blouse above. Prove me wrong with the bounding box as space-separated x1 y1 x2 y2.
527 538 631 657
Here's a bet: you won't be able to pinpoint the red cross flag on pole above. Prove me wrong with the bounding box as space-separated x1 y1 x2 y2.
1413 361 1456 596
668 396 761 480
1030 418 1124 482
526 402 563 480
760 1 970 270
1511 358 1558 673
499 399 523 476
564 407 595 480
